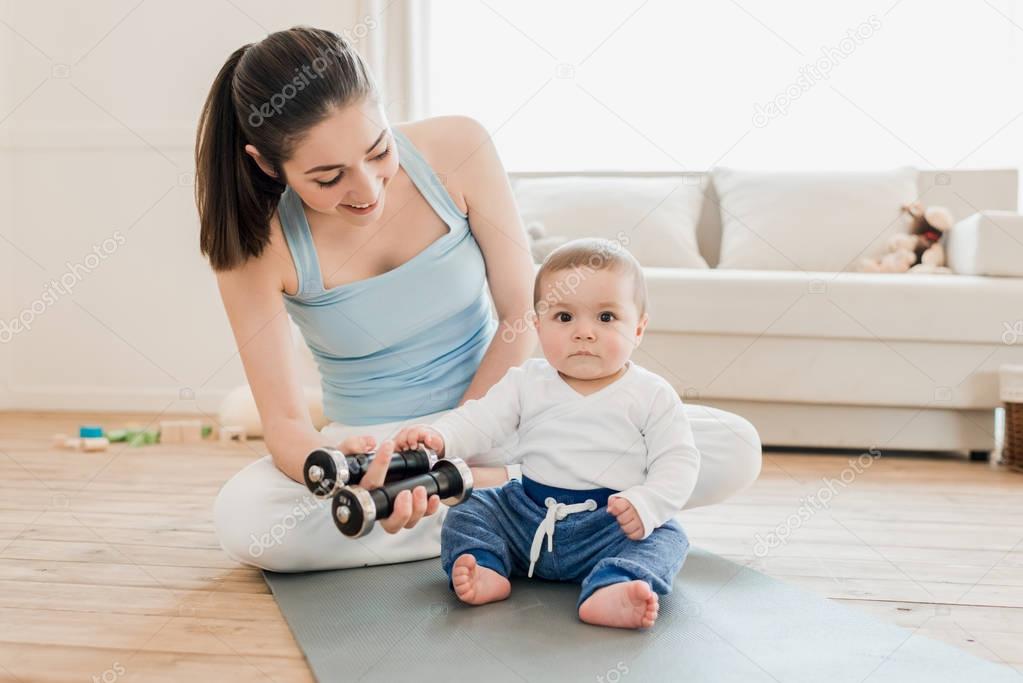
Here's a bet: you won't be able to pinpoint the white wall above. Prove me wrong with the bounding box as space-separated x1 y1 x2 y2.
0 139 11 411
0 0 368 413
1 6 16 411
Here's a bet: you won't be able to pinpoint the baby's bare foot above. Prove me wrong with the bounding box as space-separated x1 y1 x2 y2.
451 554 511 605
578 580 659 629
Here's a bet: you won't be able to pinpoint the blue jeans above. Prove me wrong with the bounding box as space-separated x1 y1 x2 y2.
440 477 690 608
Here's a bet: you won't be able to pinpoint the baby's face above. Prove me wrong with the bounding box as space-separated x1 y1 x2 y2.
533 267 648 381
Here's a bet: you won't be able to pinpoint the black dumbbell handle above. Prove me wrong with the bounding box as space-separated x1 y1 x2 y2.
332 458 474 537
373 463 461 514
304 446 436 497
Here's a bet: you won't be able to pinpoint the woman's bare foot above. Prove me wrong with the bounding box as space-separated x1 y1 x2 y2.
578 580 659 629
451 554 511 605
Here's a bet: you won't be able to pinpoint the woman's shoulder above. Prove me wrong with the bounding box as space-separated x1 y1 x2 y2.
394 116 491 212
394 115 489 159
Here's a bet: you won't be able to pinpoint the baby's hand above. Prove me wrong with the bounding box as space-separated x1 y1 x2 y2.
608 497 644 540
392 424 446 457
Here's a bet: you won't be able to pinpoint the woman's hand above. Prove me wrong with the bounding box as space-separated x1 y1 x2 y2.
357 438 442 534
336 434 376 456
392 424 446 457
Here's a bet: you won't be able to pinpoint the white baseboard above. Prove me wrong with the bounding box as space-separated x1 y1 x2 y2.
702 399 997 452
4 385 230 415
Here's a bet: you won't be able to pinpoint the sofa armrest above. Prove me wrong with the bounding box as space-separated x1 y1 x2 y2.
948 211 1023 276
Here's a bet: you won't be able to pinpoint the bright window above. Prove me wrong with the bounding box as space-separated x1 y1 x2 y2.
426 0 1023 175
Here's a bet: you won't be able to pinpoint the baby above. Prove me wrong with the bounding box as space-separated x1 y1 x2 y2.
392 238 699 629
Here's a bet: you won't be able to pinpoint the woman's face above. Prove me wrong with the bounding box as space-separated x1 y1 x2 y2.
280 98 400 226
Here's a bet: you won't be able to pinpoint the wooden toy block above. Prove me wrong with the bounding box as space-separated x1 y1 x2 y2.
159 421 183 444
82 437 109 452
219 425 247 443
53 434 110 451
179 419 203 443
56 436 81 450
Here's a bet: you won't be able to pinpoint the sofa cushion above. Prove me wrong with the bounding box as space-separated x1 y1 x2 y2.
643 267 1023 345
947 210 1023 276
712 167 919 272
512 176 708 268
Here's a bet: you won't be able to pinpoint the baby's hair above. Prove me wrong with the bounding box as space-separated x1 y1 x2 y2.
533 238 648 317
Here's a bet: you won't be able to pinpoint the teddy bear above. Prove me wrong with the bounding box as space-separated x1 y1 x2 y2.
857 201 954 274
525 221 570 263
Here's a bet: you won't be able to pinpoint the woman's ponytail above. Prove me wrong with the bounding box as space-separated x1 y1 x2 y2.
195 44 283 271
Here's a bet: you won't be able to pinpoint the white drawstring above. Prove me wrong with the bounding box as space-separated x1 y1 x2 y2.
528 496 598 577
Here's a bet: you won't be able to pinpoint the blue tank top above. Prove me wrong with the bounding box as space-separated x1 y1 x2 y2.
278 128 497 426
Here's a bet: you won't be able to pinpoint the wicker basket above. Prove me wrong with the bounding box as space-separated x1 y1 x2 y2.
1007 403 1023 472
1001 365 1023 473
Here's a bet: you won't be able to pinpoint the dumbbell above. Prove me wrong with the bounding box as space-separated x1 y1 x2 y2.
332 458 474 538
303 445 438 497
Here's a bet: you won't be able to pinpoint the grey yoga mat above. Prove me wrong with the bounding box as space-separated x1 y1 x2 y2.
263 548 1020 683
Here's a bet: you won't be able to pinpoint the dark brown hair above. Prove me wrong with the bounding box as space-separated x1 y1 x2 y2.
194 26 377 271
534 238 648 317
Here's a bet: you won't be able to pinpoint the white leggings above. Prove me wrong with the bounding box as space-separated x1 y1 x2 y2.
213 404 762 573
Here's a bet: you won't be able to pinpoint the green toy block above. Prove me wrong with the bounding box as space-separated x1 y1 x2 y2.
107 429 129 443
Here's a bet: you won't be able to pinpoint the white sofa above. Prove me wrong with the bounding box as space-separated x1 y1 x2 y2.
510 168 1023 455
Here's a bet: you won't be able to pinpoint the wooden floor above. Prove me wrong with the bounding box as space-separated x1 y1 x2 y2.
0 411 1021 681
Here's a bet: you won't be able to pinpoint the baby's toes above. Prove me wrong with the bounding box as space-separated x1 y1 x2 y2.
451 555 476 586
452 567 473 585
643 595 659 626
453 554 477 572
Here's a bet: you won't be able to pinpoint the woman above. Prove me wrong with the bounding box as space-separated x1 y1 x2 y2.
197 26 761 572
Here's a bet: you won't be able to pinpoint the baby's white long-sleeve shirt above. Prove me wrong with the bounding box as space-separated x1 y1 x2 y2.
430 358 701 539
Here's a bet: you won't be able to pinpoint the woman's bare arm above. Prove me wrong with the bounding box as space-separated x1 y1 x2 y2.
439 115 539 405
215 251 331 483
410 116 537 487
